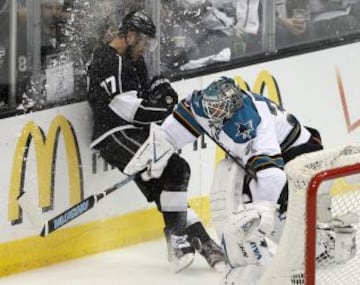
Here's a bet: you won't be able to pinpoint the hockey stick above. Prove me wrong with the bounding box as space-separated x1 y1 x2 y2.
202 130 258 181
216 140 258 181
17 174 135 237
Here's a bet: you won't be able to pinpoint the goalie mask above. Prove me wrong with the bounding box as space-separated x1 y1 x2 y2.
202 77 243 124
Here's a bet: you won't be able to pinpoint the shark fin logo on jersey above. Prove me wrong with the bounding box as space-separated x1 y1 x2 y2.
236 120 254 140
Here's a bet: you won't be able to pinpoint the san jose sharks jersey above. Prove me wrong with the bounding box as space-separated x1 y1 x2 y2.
162 90 311 174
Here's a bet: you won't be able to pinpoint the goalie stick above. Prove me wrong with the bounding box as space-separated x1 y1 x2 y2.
17 174 135 237
202 129 258 181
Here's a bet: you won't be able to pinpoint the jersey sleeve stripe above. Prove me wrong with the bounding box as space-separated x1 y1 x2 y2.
247 154 284 172
280 118 301 152
173 101 203 138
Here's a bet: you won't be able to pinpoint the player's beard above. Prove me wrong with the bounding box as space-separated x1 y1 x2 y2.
126 40 146 62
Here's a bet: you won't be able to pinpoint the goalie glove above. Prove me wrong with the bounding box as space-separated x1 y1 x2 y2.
123 123 176 181
148 76 179 112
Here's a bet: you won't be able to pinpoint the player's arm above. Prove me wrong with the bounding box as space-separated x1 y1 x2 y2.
123 95 205 180
109 76 178 126
161 97 204 149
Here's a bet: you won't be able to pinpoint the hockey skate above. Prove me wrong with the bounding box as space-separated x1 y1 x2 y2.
190 237 227 272
165 229 195 273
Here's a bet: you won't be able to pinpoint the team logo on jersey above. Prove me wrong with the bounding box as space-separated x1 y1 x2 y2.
236 120 254 140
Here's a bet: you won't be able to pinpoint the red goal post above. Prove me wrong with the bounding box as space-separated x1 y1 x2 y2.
257 144 360 285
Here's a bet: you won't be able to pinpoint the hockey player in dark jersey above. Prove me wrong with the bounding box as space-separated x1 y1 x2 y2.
86 11 225 273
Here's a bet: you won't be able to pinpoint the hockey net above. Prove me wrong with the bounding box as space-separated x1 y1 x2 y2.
257 144 360 285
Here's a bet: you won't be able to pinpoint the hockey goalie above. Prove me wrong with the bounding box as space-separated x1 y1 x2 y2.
124 76 358 282
210 158 359 285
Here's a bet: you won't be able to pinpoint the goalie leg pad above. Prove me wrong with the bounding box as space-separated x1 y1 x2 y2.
222 238 270 267
222 228 272 268
317 211 358 266
224 208 262 244
224 201 279 244
209 158 245 239
221 201 278 268
335 228 357 263
316 226 357 265
220 263 266 285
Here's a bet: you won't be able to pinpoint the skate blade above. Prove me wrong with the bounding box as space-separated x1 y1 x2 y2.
173 253 195 273
213 260 227 273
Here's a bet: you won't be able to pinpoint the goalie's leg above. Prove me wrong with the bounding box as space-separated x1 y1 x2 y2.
219 202 278 285
316 195 358 266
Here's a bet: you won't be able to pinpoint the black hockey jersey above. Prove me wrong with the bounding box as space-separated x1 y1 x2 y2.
87 43 165 148
88 45 148 146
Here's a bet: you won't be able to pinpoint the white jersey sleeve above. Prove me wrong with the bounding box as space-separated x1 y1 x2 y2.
161 97 205 149
161 114 199 149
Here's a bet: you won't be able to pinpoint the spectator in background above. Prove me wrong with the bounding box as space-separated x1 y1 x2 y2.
40 0 68 66
116 0 145 19
161 0 234 71
350 1 360 20
0 0 9 106
160 0 201 73
230 0 313 54
231 0 261 56
309 0 360 39
0 0 30 109
276 0 314 48
21 0 85 111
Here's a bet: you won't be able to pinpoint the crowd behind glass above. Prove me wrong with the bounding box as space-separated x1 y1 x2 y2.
1 0 360 116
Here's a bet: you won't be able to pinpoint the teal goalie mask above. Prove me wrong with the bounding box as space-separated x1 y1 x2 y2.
202 77 244 124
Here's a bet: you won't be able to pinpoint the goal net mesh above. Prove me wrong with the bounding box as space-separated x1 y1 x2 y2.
257 144 360 285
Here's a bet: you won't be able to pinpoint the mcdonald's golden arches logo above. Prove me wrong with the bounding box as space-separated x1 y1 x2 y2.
9 115 84 223
234 70 282 105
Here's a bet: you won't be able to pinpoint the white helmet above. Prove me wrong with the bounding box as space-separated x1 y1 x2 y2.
202 77 243 124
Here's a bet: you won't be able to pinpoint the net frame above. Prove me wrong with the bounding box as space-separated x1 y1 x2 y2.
306 163 360 285
257 144 360 285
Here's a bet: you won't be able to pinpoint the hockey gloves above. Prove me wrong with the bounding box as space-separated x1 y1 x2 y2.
149 76 179 112
123 123 175 181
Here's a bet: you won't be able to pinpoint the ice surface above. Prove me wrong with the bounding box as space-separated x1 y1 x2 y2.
0 229 222 285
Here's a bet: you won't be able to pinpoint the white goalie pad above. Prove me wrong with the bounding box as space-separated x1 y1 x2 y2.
317 212 359 266
225 201 279 244
220 264 266 285
209 158 245 239
316 192 359 265
123 123 175 181
221 201 277 270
